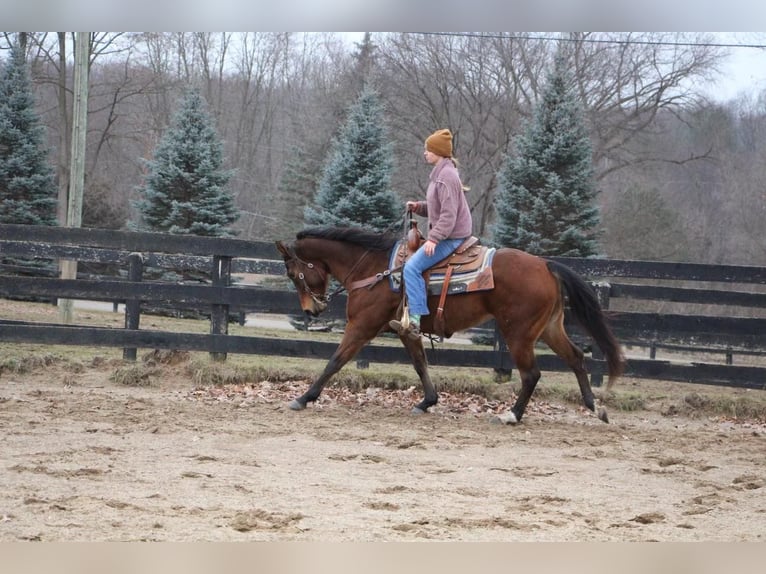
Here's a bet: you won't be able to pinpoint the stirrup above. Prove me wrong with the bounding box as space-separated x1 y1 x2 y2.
389 319 422 341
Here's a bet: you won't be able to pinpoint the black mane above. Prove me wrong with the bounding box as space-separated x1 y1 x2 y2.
296 226 399 252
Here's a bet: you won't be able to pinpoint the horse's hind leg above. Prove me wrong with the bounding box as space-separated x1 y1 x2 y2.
493 335 541 425
541 317 609 423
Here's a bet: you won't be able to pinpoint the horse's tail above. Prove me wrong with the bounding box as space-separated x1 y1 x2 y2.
546 260 625 389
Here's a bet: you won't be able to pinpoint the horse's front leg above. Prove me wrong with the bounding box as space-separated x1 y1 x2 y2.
289 322 373 411
399 335 438 414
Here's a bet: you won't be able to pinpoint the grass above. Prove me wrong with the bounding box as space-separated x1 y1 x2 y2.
0 352 63 374
110 364 158 387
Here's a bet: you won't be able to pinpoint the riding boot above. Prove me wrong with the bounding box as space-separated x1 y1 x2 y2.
389 314 422 341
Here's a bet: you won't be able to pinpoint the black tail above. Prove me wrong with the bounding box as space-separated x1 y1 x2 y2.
546 260 625 388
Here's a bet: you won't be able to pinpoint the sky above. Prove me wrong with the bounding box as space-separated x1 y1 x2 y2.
708 33 766 102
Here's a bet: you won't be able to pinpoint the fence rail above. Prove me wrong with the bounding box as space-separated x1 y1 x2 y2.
1 223 765 390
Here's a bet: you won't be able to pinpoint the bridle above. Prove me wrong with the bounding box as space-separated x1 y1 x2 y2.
284 214 409 306
287 250 333 307
286 246 375 305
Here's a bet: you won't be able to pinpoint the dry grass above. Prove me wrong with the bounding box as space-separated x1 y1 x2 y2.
110 364 159 387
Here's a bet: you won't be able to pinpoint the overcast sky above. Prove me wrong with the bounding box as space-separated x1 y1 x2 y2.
708 33 766 102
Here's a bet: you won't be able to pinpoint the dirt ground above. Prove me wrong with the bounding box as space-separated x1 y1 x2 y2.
0 355 764 542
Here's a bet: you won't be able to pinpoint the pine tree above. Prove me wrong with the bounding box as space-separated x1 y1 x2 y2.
0 44 57 227
348 33 378 94
267 142 322 240
304 86 401 232
133 87 238 237
492 49 600 257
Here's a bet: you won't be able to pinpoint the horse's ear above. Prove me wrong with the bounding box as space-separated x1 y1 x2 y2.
275 240 290 258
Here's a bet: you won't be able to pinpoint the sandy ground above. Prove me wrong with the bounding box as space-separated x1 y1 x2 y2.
0 354 764 543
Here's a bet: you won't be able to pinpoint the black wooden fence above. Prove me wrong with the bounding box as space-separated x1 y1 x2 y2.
1 223 765 391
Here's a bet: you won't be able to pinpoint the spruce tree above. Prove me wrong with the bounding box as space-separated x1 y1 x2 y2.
304 86 401 232
267 143 322 240
133 87 238 236
0 44 57 227
492 49 600 257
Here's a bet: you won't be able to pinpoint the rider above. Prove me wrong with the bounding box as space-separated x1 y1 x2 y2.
390 128 473 340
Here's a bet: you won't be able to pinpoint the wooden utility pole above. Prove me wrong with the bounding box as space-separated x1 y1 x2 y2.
55 32 69 228
59 32 90 323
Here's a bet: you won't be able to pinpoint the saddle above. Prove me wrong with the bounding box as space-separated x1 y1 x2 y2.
389 233 496 337
390 235 493 289
346 223 496 337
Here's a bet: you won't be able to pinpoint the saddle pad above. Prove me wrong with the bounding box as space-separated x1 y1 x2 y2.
388 240 496 295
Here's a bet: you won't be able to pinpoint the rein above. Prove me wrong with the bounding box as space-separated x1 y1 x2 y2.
290 212 411 301
288 245 373 304
345 210 412 292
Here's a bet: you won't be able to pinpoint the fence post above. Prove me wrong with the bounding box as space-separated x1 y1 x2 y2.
492 320 513 377
210 255 232 362
123 252 144 361
591 281 611 388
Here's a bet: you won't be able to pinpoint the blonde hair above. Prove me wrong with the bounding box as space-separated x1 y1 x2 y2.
448 156 470 192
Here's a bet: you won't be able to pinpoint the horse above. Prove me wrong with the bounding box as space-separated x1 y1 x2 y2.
275 226 625 424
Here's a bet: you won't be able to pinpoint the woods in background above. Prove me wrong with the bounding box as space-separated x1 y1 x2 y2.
1 32 765 265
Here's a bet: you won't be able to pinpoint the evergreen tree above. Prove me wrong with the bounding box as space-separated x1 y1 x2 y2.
133 87 238 236
267 143 322 240
304 86 401 231
348 33 378 94
492 49 600 257
0 44 57 227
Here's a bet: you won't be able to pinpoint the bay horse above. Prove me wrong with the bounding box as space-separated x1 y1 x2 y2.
275 226 625 424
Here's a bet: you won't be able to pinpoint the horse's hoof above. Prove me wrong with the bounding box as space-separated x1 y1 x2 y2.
491 411 518 425
411 406 426 415
288 399 306 411
597 407 609 423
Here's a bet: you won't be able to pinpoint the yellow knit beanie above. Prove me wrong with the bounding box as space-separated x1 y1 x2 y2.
425 128 453 158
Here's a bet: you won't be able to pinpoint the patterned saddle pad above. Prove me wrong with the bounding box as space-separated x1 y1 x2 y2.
388 239 496 295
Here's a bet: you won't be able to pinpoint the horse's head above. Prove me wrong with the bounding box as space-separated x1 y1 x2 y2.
275 240 330 316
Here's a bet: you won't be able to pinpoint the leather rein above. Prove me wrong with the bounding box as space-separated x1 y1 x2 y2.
287 247 387 305
288 212 412 302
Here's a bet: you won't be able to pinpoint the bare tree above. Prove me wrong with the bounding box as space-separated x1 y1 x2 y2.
376 33 541 236
567 32 726 179
710 95 766 264
231 33 353 239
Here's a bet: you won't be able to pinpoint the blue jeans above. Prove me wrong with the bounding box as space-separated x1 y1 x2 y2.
403 237 465 316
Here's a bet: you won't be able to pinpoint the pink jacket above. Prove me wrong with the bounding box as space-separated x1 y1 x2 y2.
411 158 472 243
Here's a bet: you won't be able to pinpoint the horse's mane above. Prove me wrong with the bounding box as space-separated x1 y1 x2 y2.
296 226 399 252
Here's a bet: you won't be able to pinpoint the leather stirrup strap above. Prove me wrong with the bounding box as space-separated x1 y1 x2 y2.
434 265 454 336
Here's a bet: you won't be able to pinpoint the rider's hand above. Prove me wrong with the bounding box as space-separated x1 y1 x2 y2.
406 201 418 212
424 239 437 256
